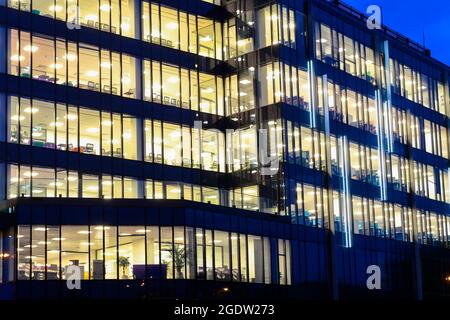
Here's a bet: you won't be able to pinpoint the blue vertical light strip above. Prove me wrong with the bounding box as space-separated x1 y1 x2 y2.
323 74 330 135
375 89 388 201
307 60 317 128
322 74 334 232
383 40 394 153
339 136 352 248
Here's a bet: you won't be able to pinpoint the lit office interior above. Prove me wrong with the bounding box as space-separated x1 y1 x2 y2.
16 224 291 285
6 164 266 212
6 95 267 173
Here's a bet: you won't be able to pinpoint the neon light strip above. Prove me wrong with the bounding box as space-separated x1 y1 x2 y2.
339 136 352 247
323 74 330 135
383 40 394 153
307 60 317 128
375 89 388 201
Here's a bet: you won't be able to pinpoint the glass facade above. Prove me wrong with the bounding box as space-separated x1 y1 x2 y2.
7 164 266 210
142 2 221 59
8 29 139 97
0 0 449 299
8 0 138 38
7 95 229 169
16 224 289 284
315 22 379 85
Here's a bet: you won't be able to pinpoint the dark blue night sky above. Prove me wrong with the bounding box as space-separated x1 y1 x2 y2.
343 0 450 66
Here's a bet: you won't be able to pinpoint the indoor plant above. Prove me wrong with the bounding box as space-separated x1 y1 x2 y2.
118 256 130 279
168 244 189 279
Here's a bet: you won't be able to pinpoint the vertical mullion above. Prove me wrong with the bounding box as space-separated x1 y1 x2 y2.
120 113 124 162
76 41 80 158
158 4 161 45
148 1 152 43
30 38 34 150
261 236 266 283
64 39 69 151
143 224 147 280
284 240 287 285
109 51 113 159
150 119 155 164
183 226 187 279
228 231 232 281
119 51 123 97
59 224 62 280
42 217 48 280
121 175 124 199
301 184 306 225
177 8 181 52
76 99 80 156
28 224 31 281
30 152 33 198
116 225 119 279
160 61 163 105
102 224 106 280
88 225 91 279
269 5 273 47
202 229 206 280
245 234 249 283
277 240 281 284
159 225 164 279
65 111 69 196
109 0 112 34
236 232 241 282
97 0 100 31
192 226 197 280
178 65 181 110
171 226 175 279
119 0 122 36
195 15 199 55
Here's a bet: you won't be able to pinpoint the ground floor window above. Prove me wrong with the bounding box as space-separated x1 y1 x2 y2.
15 224 291 284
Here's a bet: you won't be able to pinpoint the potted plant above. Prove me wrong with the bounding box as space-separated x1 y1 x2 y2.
168 244 189 279
118 256 130 279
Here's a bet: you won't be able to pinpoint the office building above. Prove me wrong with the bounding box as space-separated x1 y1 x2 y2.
0 0 449 299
